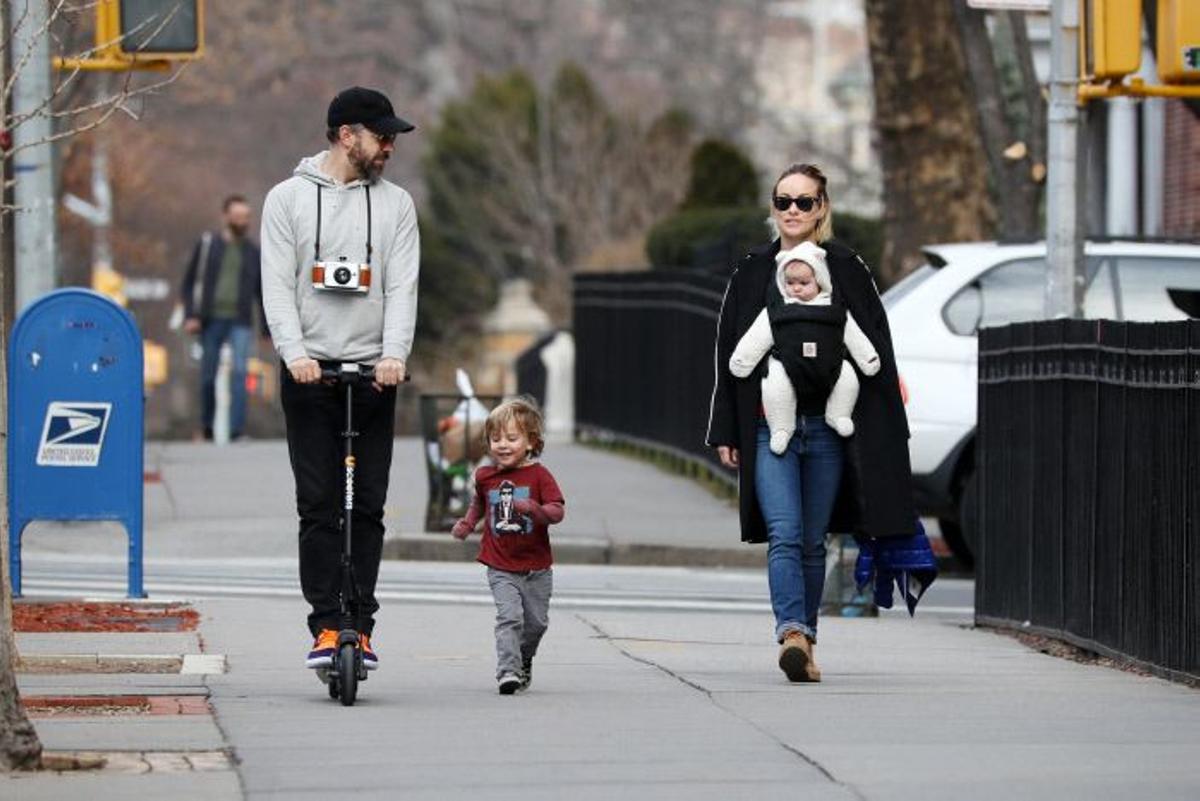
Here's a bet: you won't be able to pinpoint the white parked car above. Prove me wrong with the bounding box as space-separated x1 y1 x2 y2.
883 239 1200 566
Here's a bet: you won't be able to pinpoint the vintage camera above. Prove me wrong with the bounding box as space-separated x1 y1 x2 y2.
312 257 371 293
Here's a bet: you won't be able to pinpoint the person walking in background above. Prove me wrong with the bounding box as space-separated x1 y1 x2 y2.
452 398 565 694
260 86 420 672
706 163 915 683
180 194 264 442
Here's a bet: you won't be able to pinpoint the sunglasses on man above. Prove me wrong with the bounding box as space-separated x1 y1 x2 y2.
772 194 821 213
364 129 397 146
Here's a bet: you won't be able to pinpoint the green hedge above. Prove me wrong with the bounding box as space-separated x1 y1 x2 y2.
646 206 883 273
645 206 769 270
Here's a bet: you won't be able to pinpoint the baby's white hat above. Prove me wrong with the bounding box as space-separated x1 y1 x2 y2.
775 241 831 297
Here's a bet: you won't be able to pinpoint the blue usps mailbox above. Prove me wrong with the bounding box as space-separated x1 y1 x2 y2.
8 289 145 597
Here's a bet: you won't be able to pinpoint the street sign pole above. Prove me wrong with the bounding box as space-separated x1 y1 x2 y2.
1046 0 1085 318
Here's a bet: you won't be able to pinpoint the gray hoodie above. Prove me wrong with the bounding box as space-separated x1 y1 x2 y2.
260 152 420 365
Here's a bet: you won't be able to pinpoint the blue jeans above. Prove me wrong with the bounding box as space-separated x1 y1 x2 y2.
755 416 844 643
199 318 251 437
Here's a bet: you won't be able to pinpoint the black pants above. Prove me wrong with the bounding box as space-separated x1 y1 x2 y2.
281 369 396 636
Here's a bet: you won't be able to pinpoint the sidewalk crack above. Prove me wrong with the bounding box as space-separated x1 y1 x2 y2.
201 673 248 798
577 613 869 801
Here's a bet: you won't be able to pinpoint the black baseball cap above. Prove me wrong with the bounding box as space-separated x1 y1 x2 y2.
327 86 415 136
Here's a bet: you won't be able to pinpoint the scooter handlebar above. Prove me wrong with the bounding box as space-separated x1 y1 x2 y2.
318 364 412 384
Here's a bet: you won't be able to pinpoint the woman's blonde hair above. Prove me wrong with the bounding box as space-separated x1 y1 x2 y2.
772 162 834 243
484 396 546 458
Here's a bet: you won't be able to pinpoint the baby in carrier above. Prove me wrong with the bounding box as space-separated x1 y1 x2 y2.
729 241 880 454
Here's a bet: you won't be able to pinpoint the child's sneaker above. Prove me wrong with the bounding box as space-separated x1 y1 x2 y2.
360 633 378 670
497 672 522 695
305 629 338 668
519 657 533 690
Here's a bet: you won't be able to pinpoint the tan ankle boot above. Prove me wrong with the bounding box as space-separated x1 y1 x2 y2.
778 631 812 682
805 641 822 682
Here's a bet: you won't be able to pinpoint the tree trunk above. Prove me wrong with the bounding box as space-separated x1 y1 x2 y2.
0 336 42 770
0 0 45 771
953 1 1041 240
863 0 995 282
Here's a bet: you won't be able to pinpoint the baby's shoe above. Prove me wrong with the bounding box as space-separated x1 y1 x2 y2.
827 415 855 438
769 430 791 454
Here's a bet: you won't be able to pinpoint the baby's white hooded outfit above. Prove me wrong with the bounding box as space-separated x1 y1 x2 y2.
728 241 880 454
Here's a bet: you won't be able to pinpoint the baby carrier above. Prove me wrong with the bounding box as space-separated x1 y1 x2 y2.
764 280 846 401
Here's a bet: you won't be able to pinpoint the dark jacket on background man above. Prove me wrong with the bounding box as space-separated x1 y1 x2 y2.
180 231 264 329
706 238 916 543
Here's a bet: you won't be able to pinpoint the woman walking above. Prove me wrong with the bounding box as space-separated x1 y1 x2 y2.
706 163 915 682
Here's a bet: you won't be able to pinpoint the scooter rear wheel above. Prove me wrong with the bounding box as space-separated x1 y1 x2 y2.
338 642 358 706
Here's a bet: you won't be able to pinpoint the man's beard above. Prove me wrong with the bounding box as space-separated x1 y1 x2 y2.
348 142 387 183
228 223 249 238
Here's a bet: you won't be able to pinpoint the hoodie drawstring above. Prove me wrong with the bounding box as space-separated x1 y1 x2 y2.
314 184 373 265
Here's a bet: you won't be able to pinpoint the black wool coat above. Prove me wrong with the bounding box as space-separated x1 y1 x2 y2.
706 238 916 543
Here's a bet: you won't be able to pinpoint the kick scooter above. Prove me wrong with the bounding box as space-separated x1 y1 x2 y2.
314 362 388 706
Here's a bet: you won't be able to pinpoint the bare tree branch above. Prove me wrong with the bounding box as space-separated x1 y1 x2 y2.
1008 10 1047 174
5 66 182 163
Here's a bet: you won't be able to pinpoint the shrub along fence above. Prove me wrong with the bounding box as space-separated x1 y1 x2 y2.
976 319 1199 683
573 270 732 482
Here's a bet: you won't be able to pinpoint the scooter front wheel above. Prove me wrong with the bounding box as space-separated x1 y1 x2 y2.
337 642 358 706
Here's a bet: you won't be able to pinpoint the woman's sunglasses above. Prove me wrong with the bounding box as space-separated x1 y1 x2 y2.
772 194 821 213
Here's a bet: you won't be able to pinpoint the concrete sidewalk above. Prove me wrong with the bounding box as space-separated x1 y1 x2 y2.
19 437 760 568
8 585 1199 800
8 615 240 800
17 438 963 570
10 436 1191 799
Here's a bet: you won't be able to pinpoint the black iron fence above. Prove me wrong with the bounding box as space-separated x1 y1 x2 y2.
977 319 1199 683
574 271 731 475
515 330 556 409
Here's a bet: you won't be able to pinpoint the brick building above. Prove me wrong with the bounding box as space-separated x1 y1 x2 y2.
1163 101 1200 237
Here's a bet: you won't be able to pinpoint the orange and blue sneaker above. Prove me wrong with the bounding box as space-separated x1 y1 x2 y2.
360 633 378 671
305 628 338 669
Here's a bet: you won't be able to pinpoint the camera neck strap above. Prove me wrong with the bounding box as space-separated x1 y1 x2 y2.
314 183 373 265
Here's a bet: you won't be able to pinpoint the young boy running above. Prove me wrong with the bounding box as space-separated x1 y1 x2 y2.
452 397 565 694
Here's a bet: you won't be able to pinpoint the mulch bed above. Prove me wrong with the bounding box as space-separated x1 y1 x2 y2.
13 601 199 633
24 695 210 717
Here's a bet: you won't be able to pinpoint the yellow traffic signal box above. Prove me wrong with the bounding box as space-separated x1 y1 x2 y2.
1157 0 1200 83
1083 0 1143 81
108 0 205 62
92 266 127 307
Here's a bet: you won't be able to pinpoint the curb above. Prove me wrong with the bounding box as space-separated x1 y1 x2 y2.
383 532 970 574
382 531 768 569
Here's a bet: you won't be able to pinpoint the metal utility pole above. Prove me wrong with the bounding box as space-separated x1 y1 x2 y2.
11 0 59 312
1139 48 1165 237
1046 0 1084 318
1106 95 1138 236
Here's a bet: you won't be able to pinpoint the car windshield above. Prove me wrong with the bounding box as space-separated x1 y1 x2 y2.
882 264 937 310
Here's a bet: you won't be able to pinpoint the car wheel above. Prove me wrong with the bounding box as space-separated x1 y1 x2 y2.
937 516 975 571
958 470 980 564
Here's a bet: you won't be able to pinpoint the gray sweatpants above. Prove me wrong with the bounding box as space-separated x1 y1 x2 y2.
487 567 553 679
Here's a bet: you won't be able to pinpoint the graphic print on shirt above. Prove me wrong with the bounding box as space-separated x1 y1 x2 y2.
489 480 532 535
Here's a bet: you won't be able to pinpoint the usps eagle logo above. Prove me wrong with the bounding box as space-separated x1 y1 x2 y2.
36 402 112 466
